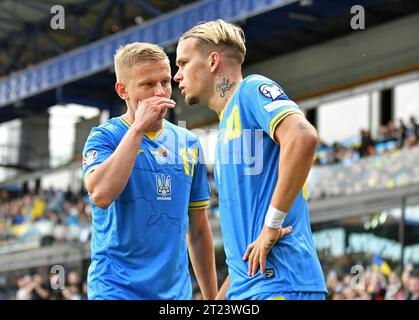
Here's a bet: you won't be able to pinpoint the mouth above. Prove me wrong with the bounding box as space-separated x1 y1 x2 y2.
179 86 186 95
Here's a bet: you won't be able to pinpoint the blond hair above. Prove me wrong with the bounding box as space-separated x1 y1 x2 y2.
180 19 246 65
114 42 168 82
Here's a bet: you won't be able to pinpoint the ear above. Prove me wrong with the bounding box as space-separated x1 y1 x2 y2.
115 81 129 100
209 52 221 73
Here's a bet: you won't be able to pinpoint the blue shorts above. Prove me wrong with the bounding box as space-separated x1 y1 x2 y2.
249 292 327 300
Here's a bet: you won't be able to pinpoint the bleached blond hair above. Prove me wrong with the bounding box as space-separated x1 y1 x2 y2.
114 42 168 82
180 19 246 65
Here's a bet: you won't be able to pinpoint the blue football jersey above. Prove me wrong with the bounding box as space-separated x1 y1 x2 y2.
82 118 210 299
214 74 327 300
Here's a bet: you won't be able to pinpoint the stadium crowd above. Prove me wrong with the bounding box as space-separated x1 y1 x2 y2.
315 116 419 166
0 269 87 300
322 255 419 300
0 188 91 245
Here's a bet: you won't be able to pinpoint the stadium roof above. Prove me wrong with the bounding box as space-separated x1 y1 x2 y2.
1 0 419 124
0 0 197 77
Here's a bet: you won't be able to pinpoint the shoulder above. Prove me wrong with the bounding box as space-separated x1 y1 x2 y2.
239 74 287 100
85 117 123 145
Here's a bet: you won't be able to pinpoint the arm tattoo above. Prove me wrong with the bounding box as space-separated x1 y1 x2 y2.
265 240 276 251
216 77 235 98
297 121 310 130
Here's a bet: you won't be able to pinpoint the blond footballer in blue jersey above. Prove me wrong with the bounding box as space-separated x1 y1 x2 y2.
175 20 327 300
82 43 217 299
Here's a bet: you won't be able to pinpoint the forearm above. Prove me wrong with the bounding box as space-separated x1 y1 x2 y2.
215 276 230 300
271 132 317 211
34 286 50 300
187 222 218 299
86 126 144 208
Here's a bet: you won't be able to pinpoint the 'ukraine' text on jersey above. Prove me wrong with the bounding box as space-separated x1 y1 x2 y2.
214 74 327 300
82 118 210 300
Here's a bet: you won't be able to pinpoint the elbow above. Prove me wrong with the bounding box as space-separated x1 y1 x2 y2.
90 191 112 209
298 130 318 156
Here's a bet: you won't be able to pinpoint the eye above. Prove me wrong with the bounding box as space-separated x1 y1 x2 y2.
162 80 170 85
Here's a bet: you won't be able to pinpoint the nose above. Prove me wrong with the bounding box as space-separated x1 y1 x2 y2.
174 69 182 83
154 82 165 97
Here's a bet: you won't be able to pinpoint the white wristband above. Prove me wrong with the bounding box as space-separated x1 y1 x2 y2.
264 205 287 229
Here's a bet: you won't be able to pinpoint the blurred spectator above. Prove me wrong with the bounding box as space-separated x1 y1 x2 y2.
15 274 33 300
408 116 419 139
331 289 345 300
397 119 407 148
358 129 375 158
406 269 419 300
385 120 398 141
0 276 6 300
30 274 50 300
81 281 88 300
385 271 402 300
60 271 82 300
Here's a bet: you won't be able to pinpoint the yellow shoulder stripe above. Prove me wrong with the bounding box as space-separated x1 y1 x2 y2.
188 205 209 211
269 108 304 139
189 200 210 207
87 131 101 140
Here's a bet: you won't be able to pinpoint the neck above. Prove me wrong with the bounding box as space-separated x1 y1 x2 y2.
208 71 242 114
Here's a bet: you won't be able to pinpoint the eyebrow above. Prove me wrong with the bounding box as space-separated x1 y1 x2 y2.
176 58 186 66
137 75 171 84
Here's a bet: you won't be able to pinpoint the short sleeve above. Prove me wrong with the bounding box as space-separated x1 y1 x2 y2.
81 127 115 177
188 139 210 211
242 75 304 141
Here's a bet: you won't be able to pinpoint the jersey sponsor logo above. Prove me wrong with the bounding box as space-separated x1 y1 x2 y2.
265 268 275 279
82 150 97 169
156 174 171 200
259 83 285 100
263 99 299 112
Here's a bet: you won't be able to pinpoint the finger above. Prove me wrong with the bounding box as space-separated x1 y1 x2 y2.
243 244 254 261
281 226 293 237
154 98 176 106
260 253 267 274
248 249 256 275
155 102 175 110
147 96 176 104
251 250 260 276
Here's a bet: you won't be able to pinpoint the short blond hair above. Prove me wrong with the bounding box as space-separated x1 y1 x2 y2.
114 42 168 82
180 19 246 65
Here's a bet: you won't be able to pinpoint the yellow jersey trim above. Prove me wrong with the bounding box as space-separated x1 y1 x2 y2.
189 200 210 207
269 108 304 141
119 116 165 140
87 131 101 140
